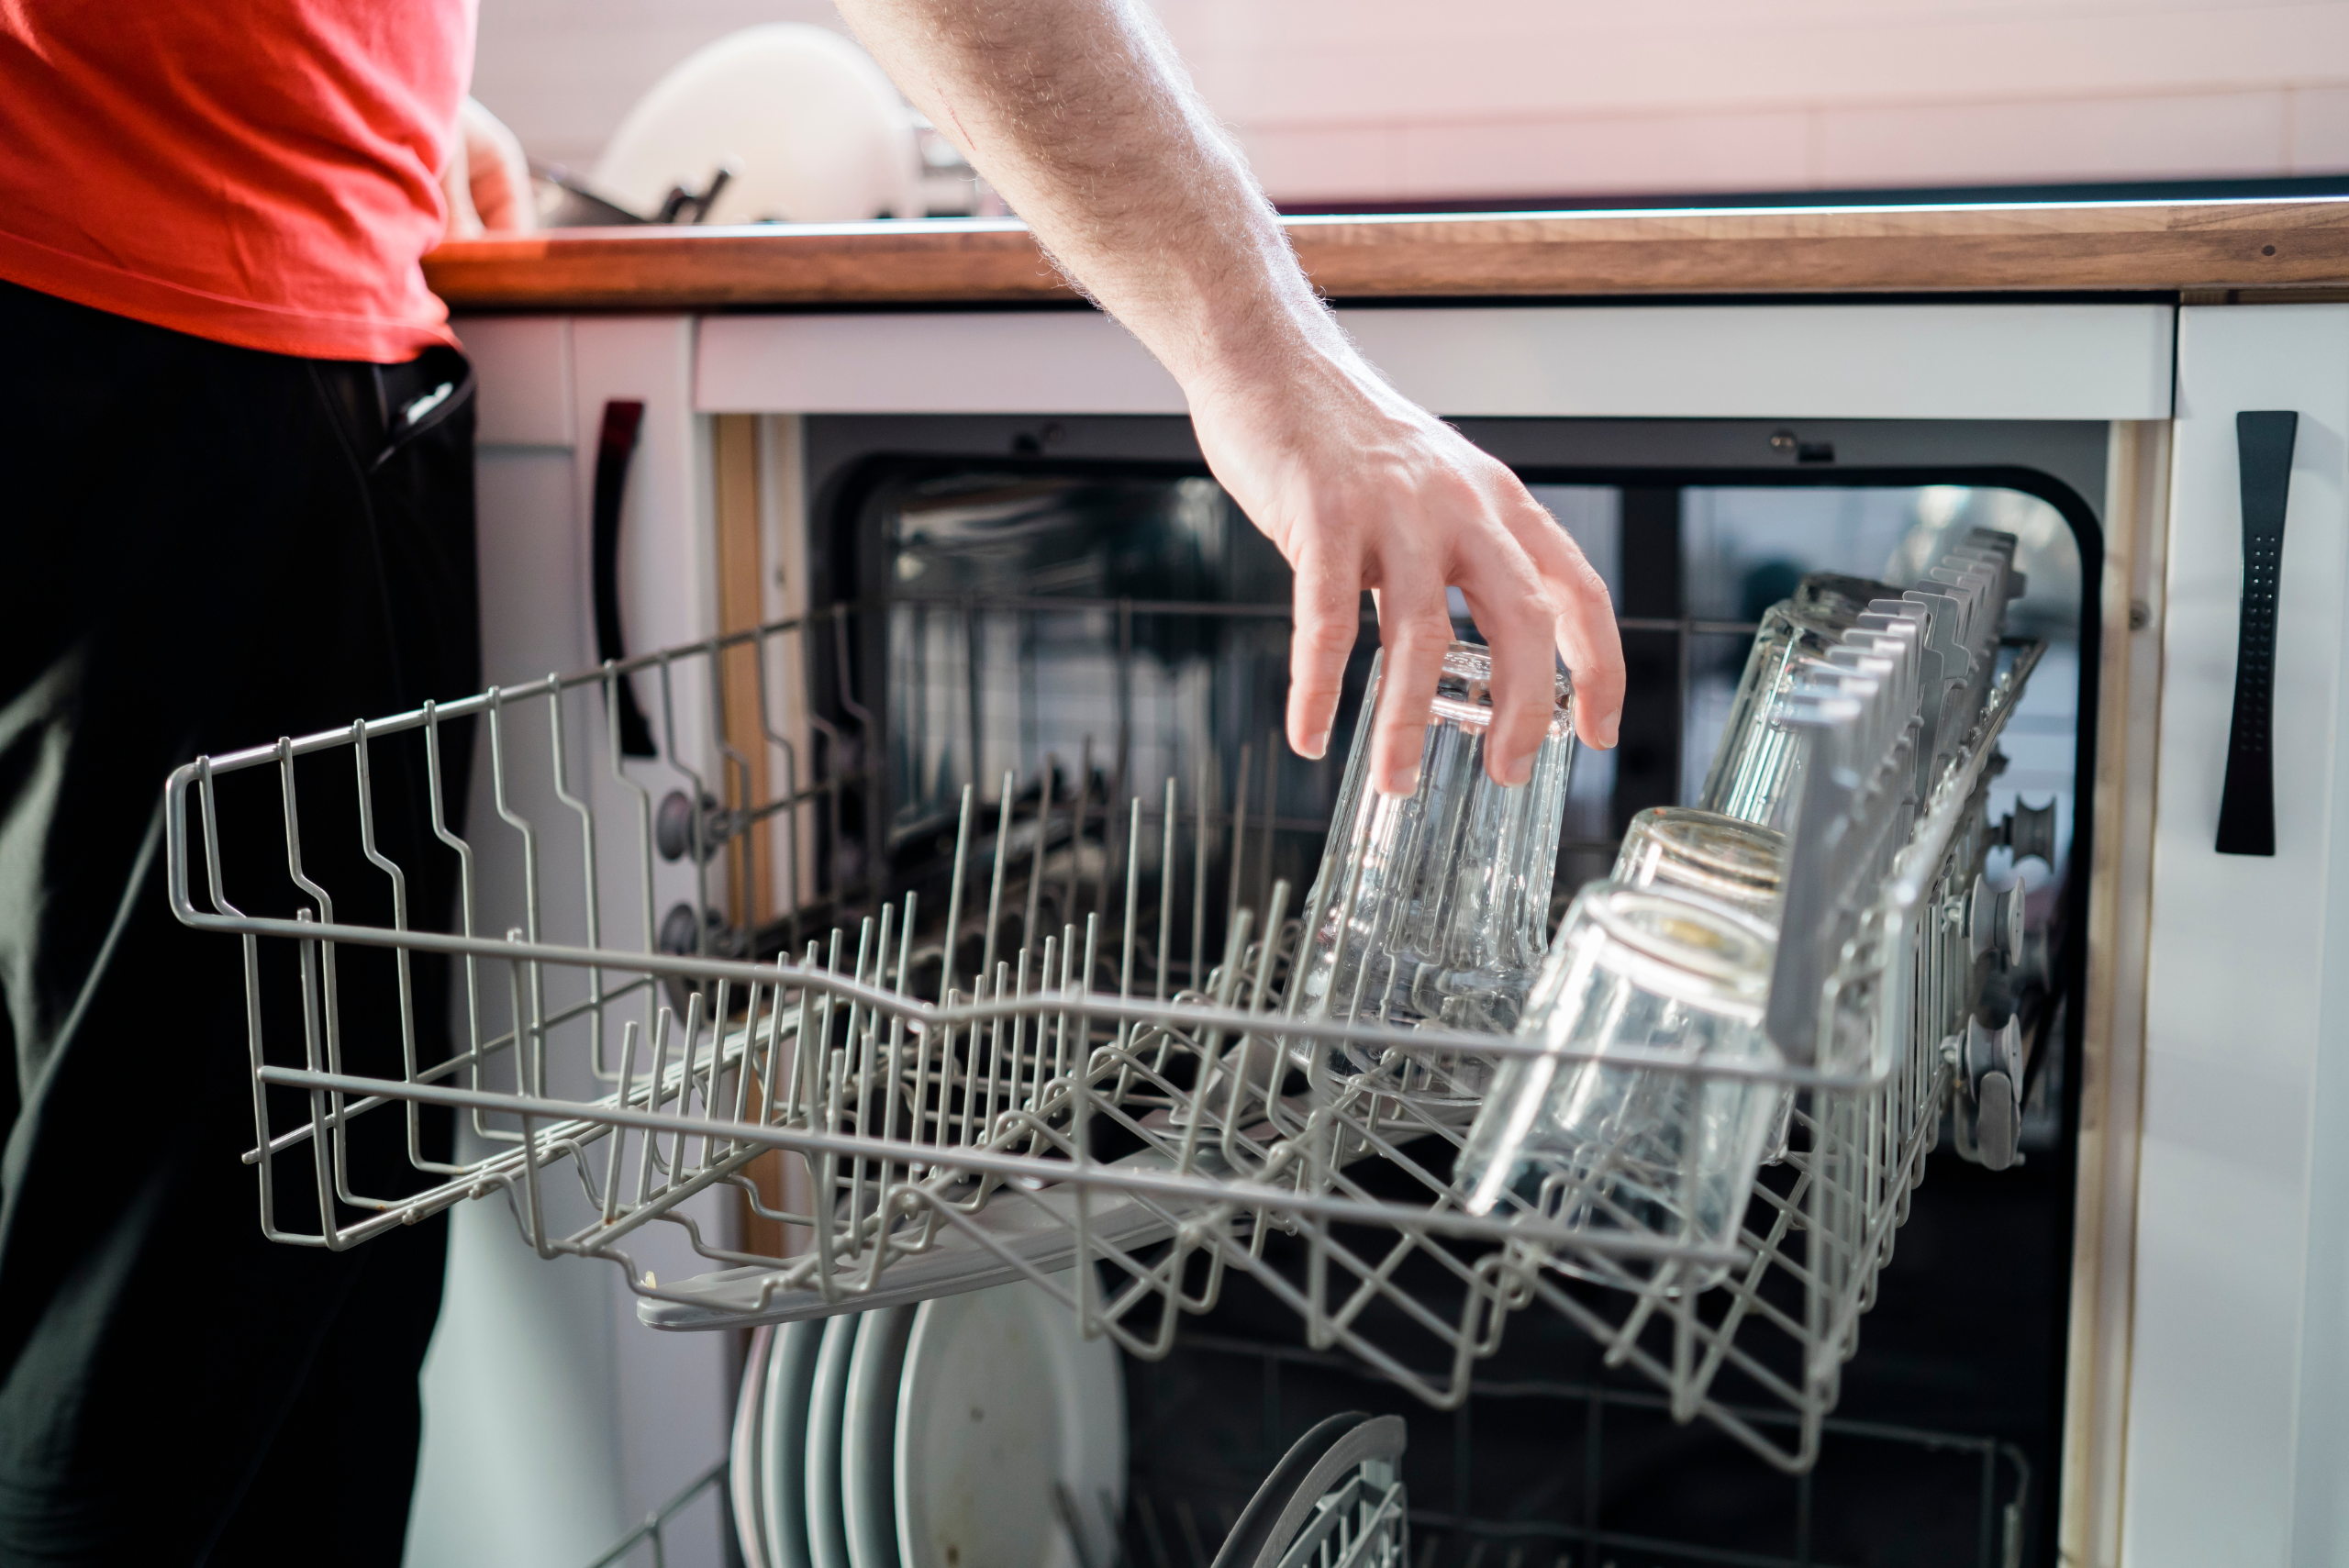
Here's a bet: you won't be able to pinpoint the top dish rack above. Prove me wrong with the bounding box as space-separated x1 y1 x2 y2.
166 528 2047 1477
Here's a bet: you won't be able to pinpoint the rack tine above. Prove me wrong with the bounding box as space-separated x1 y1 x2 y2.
981 771 1014 990
941 784 974 1004
632 1006 673 1205
1157 778 1176 1006
1024 758 1056 955
1191 753 1209 992
1227 740 1252 944
667 989 706 1188
1036 934 1059 1110
601 1018 640 1223
1260 729 1279 917
1118 797 1142 1053
846 914 877 1251
1065 735 1094 922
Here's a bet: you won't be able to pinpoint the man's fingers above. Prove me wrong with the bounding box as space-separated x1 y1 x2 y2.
1286 542 1362 762
1457 560 1565 788
1370 588 1452 797
1508 504 1625 749
1554 596 1627 751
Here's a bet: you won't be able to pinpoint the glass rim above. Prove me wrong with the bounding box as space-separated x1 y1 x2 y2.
1620 807 1787 884
1787 571 1903 629
1571 882 1776 1001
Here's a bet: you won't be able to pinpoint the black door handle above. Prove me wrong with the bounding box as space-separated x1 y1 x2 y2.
592 398 658 758
2215 409 2299 855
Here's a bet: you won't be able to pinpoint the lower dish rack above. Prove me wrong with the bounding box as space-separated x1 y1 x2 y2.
165 616 2048 1475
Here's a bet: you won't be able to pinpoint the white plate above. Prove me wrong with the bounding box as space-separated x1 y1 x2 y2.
732 1324 774 1568
841 1307 917 1568
763 1318 828 1568
592 25 918 226
895 1284 1126 1568
804 1315 861 1568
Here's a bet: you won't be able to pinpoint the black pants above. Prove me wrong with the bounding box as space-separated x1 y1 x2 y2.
0 281 481 1563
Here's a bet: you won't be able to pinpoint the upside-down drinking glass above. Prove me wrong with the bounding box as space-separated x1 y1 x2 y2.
1611 806 1799 1162
1611 806 1787 917
1698 572 1900 831
1288 642 1575 1107
1455 881 1783 1292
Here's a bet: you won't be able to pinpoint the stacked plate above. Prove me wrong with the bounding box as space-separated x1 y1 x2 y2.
733 1283 1126 1568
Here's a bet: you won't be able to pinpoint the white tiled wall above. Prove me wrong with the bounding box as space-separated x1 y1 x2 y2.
473 0 2349 202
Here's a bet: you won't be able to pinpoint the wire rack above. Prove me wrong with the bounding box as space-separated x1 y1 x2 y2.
166 584 2044 1474
587 1461 731 1568
1124 1333 2031 1568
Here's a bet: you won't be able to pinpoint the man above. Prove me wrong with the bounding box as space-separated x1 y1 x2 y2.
0 1 1620 1561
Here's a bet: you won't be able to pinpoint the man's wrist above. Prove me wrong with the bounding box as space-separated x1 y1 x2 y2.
1179 293 1372 421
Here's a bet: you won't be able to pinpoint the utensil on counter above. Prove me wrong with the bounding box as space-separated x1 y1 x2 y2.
530 159 736 227
1288 642 1575 1109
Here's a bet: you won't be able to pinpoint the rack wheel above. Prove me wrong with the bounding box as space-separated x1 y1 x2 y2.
1999 798 2058 868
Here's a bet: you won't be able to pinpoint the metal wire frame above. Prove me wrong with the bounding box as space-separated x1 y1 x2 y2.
1127 1332 2032 1568
584 1459 730 1568
162 572 2043 1476
880 589 1743 906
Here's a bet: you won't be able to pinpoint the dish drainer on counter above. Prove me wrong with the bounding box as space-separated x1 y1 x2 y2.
166 530 2049 1485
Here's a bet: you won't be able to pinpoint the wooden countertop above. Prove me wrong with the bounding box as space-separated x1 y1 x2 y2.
424 198 2349 311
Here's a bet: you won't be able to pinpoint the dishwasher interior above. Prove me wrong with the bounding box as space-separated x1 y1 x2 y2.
812 415 2088 1568
169 412 2094 1568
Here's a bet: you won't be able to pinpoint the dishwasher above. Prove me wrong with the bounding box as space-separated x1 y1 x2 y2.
167 409 2089 1568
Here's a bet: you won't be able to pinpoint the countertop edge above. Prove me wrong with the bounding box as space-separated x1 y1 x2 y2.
425 199 2349 311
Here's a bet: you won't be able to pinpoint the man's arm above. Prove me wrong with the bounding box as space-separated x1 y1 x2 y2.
834 0 1623 794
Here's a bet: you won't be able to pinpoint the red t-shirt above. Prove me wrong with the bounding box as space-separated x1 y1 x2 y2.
0 0 473 363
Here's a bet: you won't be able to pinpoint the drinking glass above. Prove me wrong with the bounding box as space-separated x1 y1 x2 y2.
1455 881 1782 1292
1610 807 1798 1162
1288 642 1575 1107
1698 572 1899 831
1611 806 1786 917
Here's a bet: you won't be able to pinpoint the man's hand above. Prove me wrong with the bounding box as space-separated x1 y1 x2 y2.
836 0 1623 792
1188 343 1622 795
439 97 535 240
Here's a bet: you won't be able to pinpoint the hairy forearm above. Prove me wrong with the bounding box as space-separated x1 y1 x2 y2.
838 0 1627 779
835 0 1340 395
